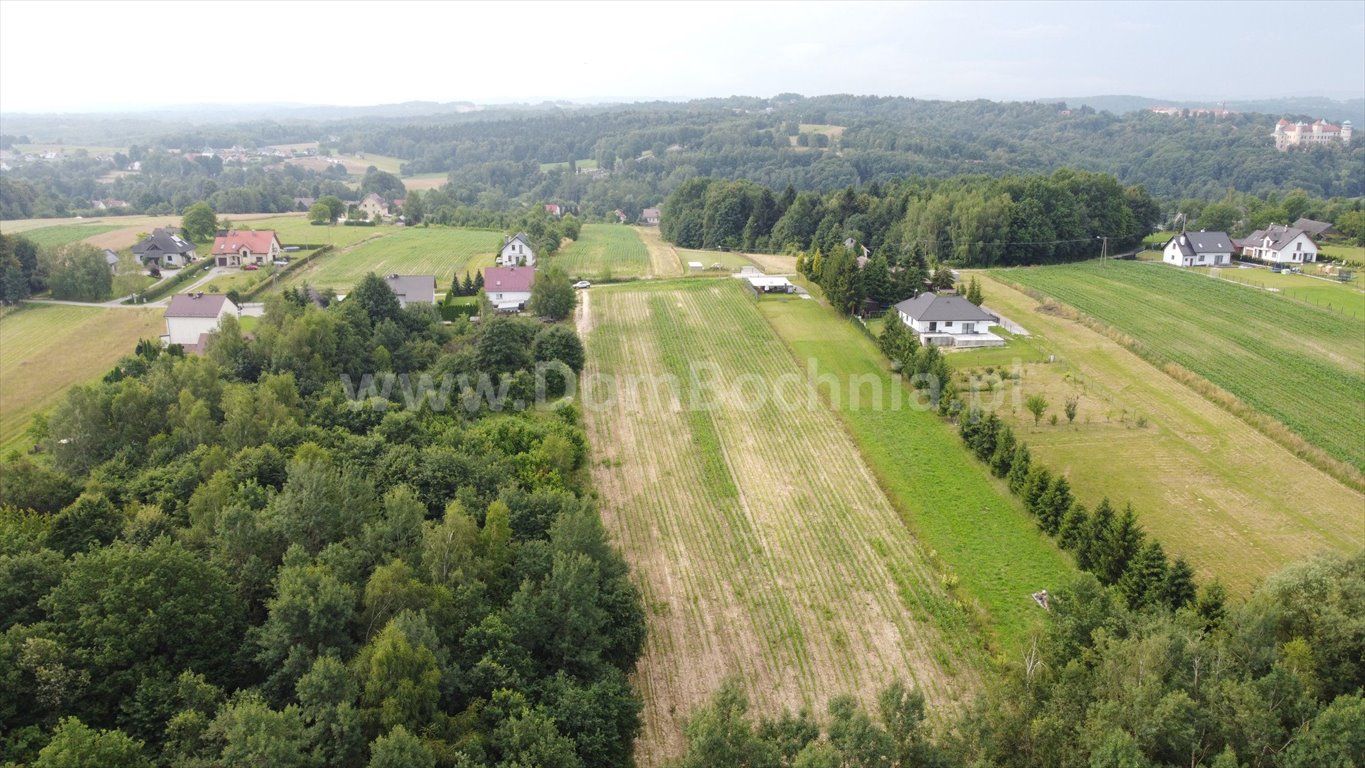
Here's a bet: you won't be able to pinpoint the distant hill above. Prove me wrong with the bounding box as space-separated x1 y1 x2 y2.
1059 94 1364 125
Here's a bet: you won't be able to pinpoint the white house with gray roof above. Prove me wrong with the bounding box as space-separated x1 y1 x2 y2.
498 233 536 267
1241 225 1318 264
1162 231 1234 267
893 292 1004 348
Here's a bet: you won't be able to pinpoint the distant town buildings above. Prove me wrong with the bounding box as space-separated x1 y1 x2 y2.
1149 104 1236 118
1273 118 1352 150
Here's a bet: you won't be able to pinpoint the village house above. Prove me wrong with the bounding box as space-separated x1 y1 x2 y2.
498 233 536 267
384 274 437 307
1291 218 1335 238
358 193 389 220
163 292 239 353
894 292 1004 348
544 203 562 217
483 266 535 311
1273 118 1352 150
211 230 282 268
1162 231 1234 267
103 249 120 274
641 208 661 226
132 228 198 268
1241 225 1319 264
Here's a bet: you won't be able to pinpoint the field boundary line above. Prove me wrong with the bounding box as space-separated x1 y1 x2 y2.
994 275 1365 493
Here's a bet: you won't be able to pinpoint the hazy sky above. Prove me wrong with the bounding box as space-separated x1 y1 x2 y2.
2 0 1362 113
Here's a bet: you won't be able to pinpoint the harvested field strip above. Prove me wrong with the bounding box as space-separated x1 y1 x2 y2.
583 280 979 766
554 224 650 279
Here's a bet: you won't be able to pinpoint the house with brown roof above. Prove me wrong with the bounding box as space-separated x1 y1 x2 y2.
212 230 282 267
163 292 239 352
641 208 661 226
483 266 535 311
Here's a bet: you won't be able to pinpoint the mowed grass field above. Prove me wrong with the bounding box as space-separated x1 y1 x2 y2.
234 214 393 248
1192 266 1365 319
0 305 164 454
961 274 1365 593
581 280 982 765
17 224 123 249
756 294 1074 649
552 224 650 279
277 227 501 292
1002 261 1365 473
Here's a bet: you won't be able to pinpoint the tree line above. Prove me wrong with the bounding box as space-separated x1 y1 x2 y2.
0 274 642 767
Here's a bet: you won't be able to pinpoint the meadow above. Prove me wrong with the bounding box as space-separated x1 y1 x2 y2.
756 294 1074 650
0 305 163 454
16 224 122 249
233 214 394 248
1192 265 1365 318
1001 261 1365 474
958 273 1365 592
581 280 982 765
551 224 650 279
276 227 501 292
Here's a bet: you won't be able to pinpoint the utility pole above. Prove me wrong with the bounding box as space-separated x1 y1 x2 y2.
1097 235 1109 265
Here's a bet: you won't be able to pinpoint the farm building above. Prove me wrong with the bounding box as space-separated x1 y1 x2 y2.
1162 231 1234 267
498 233 537 267
103 249 120 274
163 292 239 353
358 193 389 220
744 275 796 294
132 228 198 268
212 230 282 268
893 292 1004 348
384 274 437 307
641 208 661 226
1241 225 1318 264
483 266 535 311
1291 218 1335 238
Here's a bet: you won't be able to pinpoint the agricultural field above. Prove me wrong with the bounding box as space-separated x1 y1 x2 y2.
0 305 163 454
16 224 122 249
233 214 390 248
276 227 501 292
677 247 760 273
1192 265 1365 319
401 173 448 191
632 226 684 278
1001 261 1365 474
756 294 1074 649
538 158 597 172
13 142 126 156
551 224 650 279
582 280 982 765
959 273 1365 592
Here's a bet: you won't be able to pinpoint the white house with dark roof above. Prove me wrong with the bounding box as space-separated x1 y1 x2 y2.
132 228 198 268
641 208 660 226
498 233 536 267
1241 225 1318 264
1162 231 1234 267
163 293 239 351
384 274 436 307
894 292 1004 348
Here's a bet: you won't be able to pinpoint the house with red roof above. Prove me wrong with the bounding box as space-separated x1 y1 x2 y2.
544 203 562 217
1274 118 1353 150
483 266 535 311
212 230 282 267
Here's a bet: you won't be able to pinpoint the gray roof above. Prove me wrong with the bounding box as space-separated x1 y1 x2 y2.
1291 218 1333 236
503 232 533 250
893 292 995 322
165 293 234 318
1166 231 1233 258
132 228 195 256
103 249 120 265
384 274 436 304
1244 225 1312 253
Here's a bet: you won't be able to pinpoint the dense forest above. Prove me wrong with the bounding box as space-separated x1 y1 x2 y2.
0 276 647 766
4 94 1363 221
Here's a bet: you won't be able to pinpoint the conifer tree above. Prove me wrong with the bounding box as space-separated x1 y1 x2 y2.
966 276 984 306
1022 466 1052 520
1037 475 1073 535
973 413 1001 462
989 426 1015 478
1077 497 1115 572
1006 443 1032 495
463 271 475 296
473 271 484 291
1058 502 1089 551
1098 503 1145 585
1163 557 1197 610
1119 540 1169 609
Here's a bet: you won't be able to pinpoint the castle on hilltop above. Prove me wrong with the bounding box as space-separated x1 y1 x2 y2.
1273 118 1352 150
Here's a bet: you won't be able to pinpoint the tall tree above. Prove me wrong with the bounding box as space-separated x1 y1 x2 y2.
182 202 219 242
529 265 575 321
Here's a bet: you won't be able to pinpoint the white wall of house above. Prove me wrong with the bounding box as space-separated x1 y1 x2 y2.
488 289 531 306
1163 237 1231 267
498 240 536 266
1246 233 1318 263
166 305 238 345
897 311 984 335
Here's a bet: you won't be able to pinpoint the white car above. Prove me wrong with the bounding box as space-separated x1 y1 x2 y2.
573 280 592 289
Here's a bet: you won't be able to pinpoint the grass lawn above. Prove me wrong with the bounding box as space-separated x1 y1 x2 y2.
16 224 123 249
677 248 759 273
277 227 501 293
0 305 163 454
552 224 650 279
231 214 396 248
1192 266 1365 319
968 272 1364 593
1319 242 1365 265
583 279 982 765
756 292 1075 652
1001 260 1365 474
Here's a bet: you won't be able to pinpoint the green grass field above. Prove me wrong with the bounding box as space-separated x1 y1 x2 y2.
1001 261 1365 473
538 158 598 172
552 224 650 279
964 273 1365 593
676 248 759 273
583 280 983 764
0 305 164 454
231 215 395 248
16 224 123 249
1192 266 1365 318
756 294 1074 651
1319 242 1365 265
277 227 502 292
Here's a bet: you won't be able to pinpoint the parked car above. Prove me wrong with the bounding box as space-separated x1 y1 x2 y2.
272 259 290 266
243 263 259 271
573 280 592 289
